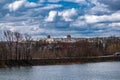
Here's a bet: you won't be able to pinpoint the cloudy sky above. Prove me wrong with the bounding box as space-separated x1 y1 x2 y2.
0 0 120 38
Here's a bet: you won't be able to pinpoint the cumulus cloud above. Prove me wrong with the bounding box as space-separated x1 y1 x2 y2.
70 21 86 27
45 11 58 22
8 0 38 11
0 22 42 35
82 11 120 24
98 0 120 11
45 8 77 22
25 1 38 7
58 8 78 21
0 0 120 38
70 11 120 30
8 0 26 11
109 23 120 27
89 0 109 14
41 4 62 10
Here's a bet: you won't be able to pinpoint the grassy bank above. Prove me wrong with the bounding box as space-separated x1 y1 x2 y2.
0 56 120 68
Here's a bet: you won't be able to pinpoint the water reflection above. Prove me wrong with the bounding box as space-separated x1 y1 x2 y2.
0 62 120 80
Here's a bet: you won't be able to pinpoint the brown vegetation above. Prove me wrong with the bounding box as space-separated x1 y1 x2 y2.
0 30 32 60
0 30 120 61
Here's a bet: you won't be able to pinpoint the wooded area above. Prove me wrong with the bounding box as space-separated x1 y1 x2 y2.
0 30 32 60
0 30 120 60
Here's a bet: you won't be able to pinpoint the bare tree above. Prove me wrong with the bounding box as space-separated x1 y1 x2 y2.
3 30 14 60
24 33 33 60
14 31 23 60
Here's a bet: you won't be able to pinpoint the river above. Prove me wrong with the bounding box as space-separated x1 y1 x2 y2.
0 62 120 80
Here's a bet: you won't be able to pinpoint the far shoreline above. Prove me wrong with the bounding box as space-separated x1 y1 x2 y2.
0 56 120 68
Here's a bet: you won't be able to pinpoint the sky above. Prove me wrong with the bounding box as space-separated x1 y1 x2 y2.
0 0 120 38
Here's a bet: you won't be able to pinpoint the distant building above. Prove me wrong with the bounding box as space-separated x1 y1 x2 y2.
46 35 51 39
41 35 77 43
45 35 54 43
66 35 71 39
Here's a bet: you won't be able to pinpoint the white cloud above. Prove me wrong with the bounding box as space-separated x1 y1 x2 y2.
45 8 77 22
45 11 58 22
58 8 77 21
8 0 38 11
83 11 120 23
109 22 120 27
25 2 38 7
70 20 86 27
8 0 26 11
41 4 62 10
1 0 120 38
0 22 41 35
70 11 120 30
84 15 99 23
0 23 16 32
89 0 109 14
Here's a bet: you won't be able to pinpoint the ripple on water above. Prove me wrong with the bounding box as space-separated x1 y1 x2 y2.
0 62 120 80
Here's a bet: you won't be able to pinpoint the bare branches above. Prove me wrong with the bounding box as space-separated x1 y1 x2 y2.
0 30 33 60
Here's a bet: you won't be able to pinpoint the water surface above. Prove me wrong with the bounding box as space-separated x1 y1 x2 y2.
0 62 120 80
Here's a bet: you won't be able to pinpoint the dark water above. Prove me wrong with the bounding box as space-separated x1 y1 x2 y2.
0 62 120 80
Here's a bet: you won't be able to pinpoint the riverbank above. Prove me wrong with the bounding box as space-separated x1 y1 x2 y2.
0 56 120 68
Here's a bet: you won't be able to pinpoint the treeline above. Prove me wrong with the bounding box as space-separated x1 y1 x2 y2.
0 30 33 60
33 41 102 59
0 30 120 60
33 38 120 59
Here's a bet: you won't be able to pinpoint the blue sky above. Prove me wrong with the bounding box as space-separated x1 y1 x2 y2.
0 0 120 38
